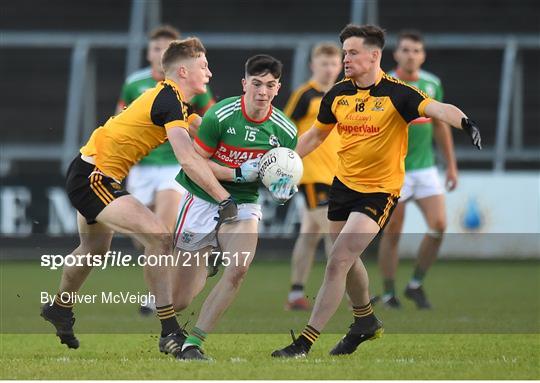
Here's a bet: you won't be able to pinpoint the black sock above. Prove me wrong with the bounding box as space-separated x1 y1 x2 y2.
52 292 74 314
297 325 320 350
353 302 373 319
291 284 304 292
156 304 180 337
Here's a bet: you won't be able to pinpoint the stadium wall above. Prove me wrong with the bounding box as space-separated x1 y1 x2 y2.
1 172 538 258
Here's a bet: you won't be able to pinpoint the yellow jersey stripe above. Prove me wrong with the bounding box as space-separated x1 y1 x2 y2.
96 174 115 202
90 173 111 205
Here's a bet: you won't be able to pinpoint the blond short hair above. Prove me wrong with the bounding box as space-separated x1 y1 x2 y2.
162 37 206 75
311 42 341 60
149 25 180 41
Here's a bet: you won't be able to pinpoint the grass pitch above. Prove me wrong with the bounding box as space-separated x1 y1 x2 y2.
1 259 539 379
2 334 538 380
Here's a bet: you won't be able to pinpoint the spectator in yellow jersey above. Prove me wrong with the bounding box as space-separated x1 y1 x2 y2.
272 24 481 358
41 38 246 360
283 42 342 311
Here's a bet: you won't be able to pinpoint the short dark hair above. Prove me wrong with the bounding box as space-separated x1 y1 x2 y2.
339 24 385 49
397 29 424 46
245 54 283 79
162 37 206 74
149 25 180 41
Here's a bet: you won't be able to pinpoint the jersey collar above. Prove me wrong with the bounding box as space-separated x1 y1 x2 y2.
241 95 273 124
352 70 384 90
163 79 186 101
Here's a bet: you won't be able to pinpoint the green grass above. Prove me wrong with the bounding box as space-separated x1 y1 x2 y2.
1 334 538 379
1 259 539 379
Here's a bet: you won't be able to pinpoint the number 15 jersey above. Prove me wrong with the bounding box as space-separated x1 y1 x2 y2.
176 96 298 204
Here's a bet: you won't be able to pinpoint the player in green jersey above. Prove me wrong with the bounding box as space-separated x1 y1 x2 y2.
170 55 298 360
374 30 459 309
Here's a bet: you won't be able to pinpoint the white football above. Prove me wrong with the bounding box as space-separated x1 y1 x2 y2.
259 147 303 188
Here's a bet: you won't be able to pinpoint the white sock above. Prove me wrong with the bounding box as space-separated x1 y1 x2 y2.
288 290 304 302
408 280 422 289
142 299 156 311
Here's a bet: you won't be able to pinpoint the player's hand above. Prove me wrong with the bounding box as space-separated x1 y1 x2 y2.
461 118 482 150
269 177 298 205
217 196 238 226
234 158 260 183
445 166 458 191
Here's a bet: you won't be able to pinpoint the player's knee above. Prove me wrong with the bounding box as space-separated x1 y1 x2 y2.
227 266 249 289
383 231 401 245
78 246 110 260
326 255 354 279
428 220 446 237
172 296 193 312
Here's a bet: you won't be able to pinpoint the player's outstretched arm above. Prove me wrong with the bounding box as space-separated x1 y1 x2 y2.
424 101 482 149
296 125 332 158
167 127 231 202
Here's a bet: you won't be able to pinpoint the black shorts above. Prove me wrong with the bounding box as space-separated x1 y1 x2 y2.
327 177 399 229
299 183 331 209
65 155 129 224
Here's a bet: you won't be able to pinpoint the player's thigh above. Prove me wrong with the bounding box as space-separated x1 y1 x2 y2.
218 218 258 264
300 206 327 234
154 189 183 232
333 212 380 259
96 195 169 245
76 212 113 254
311 206 330 233
416 194 446 231
383 201 406 234
329 220 346 243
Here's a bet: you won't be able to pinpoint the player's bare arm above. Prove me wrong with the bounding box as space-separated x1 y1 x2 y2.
296 125 332 158
432 117 458 190
167 127 231 201
187 114 203 138
424 100 482 149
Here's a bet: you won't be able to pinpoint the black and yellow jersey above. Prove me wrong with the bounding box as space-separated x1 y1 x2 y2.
315 70 433 195
284 80 339 186
80 79 189 180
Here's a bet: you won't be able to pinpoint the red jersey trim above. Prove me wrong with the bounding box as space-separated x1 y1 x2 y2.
194 136 216 154
241 96 273 124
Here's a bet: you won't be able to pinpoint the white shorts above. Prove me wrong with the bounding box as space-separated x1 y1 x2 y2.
126 164 186 206
400 166 444 202
173 192 262 251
